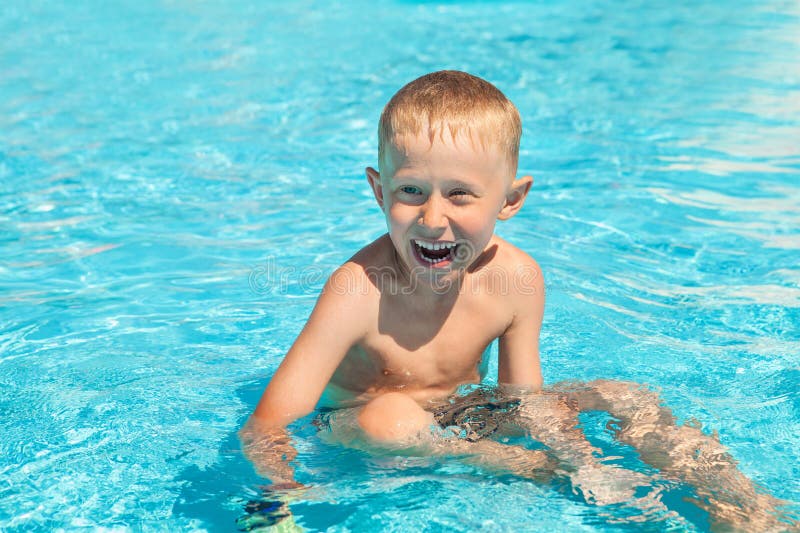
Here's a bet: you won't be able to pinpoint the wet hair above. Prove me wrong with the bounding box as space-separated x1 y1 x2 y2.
378 70 521 173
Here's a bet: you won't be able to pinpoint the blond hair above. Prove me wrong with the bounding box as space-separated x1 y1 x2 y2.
378 70 521 173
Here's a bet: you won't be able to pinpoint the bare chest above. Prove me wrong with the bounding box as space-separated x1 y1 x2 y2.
333 290 511 394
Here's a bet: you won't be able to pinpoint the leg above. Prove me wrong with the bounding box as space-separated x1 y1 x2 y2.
344 391 556 476
342 391 668 518
574 380 796 530
357 392 436 443
516 390 666 510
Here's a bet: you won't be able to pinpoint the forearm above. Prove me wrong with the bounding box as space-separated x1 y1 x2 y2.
239 416 300 486
517 391 600 466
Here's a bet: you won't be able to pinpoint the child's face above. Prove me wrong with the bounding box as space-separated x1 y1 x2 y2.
367 131 529 282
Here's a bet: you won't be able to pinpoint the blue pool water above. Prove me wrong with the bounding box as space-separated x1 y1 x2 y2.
1 0 799 530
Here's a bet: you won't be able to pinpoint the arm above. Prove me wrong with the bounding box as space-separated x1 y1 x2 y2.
238 421 300 486
497 271 665 507
240 263 369 483
497 259 545 390
496 263 634 471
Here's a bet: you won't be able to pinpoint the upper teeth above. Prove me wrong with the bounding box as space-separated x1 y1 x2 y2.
415 240 457 251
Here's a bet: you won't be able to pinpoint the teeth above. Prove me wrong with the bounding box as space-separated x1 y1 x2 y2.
414 239 456 250
420 253 444 263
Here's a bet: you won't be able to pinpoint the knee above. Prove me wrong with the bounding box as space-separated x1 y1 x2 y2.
587 379 640 396
589 380 663 407
357 392 435 444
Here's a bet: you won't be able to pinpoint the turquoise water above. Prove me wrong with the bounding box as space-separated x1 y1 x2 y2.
1 0 799 530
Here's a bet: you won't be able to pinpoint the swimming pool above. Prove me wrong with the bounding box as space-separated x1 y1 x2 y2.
1 0 798 530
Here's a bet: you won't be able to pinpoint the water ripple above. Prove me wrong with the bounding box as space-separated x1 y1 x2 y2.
2 0 799 530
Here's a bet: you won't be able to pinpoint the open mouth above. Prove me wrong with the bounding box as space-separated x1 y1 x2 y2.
412 239 458 268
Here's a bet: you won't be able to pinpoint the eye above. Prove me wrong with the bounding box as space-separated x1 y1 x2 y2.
449 189 473 202
399 185 422 195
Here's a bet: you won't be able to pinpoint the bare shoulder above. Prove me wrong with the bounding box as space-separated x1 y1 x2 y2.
348 233 396 272
325 234 393 300
481 235 545 299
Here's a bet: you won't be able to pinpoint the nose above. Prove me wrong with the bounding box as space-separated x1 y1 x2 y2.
418 194 447 232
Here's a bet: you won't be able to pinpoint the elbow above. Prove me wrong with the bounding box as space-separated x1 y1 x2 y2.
249 400 314 431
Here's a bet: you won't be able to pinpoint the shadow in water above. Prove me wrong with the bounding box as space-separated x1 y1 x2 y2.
171 378 273 529
171 378 369 531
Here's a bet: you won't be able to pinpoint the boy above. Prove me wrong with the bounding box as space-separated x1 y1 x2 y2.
246 71 543 445
241 71 791 529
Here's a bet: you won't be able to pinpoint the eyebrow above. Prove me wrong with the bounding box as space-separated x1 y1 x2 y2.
446 179 476 189
389 174 476 187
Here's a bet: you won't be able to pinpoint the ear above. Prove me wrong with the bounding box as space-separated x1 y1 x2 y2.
498 175 533 220
366 167 384 209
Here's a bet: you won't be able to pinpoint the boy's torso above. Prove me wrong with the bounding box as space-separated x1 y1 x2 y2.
320 234 532 408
